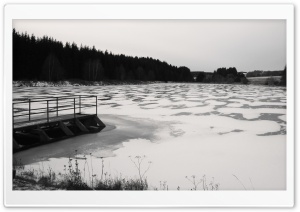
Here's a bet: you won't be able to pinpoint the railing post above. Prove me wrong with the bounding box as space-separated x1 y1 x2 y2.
56 97 58 117
47 100 49 123
29 99 31 121
79 95 81 114
74 98 76 119
96 96 98 115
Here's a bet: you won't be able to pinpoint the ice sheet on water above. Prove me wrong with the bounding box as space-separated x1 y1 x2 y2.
278 115 286 122
108 134 286 190
13 83 286 190
218 107 286 119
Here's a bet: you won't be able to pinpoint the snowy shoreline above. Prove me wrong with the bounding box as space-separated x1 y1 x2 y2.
13 80 284 88
13 80 163 87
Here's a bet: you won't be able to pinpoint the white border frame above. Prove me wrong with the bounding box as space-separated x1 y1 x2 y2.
3 4 294 207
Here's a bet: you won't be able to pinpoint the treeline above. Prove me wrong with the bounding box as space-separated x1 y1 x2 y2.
13 29 193 82
196 67 248 84
246 70 284 78
279 66 286 86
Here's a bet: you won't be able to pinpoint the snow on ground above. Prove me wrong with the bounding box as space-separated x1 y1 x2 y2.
13 83 286 190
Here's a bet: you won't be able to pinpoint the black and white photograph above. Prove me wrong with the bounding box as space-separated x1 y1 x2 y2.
3 3 294 208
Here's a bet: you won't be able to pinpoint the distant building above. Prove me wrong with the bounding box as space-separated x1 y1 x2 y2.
239 72 247 77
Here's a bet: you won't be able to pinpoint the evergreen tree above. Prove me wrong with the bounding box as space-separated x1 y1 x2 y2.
41 53 64 81
12 29 194 82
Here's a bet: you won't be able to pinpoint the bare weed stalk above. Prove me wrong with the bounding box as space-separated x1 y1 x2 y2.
129 155 152 188
186 175 219 190
232 174 247 190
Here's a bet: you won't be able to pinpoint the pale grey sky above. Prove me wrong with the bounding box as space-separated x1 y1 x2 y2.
13 20 286 72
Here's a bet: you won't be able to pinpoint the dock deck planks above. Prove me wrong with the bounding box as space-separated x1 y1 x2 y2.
14 113 88 130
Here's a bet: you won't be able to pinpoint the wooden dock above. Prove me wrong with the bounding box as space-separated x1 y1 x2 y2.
13 95 106 152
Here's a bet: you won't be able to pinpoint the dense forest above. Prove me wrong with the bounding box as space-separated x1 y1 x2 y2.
279 66 286 86
195 67 248 84
13 29 193 82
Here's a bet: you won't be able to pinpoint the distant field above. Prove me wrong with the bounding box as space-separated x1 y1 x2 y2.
247 76 281 85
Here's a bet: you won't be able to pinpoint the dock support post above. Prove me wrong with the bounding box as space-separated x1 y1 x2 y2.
74 118 89 132
13 138 20 150
59 121 74 136
93 115 106 128
31 127 51 143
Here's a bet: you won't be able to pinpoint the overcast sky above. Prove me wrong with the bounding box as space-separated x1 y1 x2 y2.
13 19 286 72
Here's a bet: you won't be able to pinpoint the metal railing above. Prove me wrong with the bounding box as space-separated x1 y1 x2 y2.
13 95 98 127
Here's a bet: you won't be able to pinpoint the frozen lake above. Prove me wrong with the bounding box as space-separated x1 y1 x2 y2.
13 83 286 190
